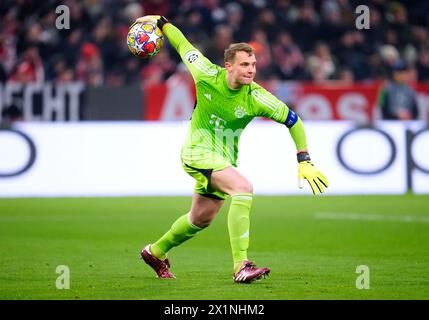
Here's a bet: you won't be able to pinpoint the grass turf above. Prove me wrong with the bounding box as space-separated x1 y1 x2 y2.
0 195 428 300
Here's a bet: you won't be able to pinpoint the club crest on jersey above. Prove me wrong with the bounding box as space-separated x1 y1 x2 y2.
234 106 247 118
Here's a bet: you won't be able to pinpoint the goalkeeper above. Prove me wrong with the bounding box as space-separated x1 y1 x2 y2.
138 16 329 283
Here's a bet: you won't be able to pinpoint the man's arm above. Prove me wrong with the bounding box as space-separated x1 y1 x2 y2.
251 86 329 195
378 88 391 119
135 16 218 83
411 90 419 119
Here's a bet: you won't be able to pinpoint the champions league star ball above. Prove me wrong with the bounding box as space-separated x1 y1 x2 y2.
127 21 164 59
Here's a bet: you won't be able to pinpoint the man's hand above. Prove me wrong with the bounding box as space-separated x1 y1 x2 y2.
135 15 161 24
298 161 329 195
133 15 169 31
398 108 412 120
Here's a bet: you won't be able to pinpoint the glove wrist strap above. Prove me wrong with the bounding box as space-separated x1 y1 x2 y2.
157 16 169 30
297 152 311 163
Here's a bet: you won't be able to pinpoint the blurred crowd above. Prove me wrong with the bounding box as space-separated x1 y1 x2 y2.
1 0 429 87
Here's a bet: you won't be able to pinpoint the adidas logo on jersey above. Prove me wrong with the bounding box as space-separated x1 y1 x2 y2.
240 230 249 238
204 93 212 101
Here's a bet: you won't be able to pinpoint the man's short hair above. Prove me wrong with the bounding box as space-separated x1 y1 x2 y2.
224 43 255 63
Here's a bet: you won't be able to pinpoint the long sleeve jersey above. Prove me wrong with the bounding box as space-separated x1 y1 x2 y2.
163 23 307 166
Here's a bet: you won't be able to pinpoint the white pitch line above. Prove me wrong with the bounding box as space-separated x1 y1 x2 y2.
314 212 429 224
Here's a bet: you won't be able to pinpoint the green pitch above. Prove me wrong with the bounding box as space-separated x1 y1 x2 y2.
0 195 428 300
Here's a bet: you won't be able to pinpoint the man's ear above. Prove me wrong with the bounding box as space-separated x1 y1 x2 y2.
225 61 232 70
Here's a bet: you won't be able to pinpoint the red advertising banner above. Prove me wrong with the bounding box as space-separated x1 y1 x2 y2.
415 83 429 121
287 82 429 122
144 81 195 120
144 81 429 122
276 82 382 122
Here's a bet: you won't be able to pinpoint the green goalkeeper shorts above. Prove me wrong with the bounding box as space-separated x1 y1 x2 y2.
181 150 231 200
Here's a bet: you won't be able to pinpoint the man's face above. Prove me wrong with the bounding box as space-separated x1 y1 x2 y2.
225 51 256 85
393 69 409 82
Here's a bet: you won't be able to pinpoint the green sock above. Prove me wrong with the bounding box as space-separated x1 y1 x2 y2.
150 213 203 260
228 193 253 272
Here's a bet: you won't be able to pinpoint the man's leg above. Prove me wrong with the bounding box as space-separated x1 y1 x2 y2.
148 212 202 261
150 193 224 259
211 167 270 283
211 167 254 272
142 193 224 278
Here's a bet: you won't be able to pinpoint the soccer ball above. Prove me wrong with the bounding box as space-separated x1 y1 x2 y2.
127 21 164 59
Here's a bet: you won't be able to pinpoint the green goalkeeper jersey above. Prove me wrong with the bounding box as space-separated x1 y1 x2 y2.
164 23 304 167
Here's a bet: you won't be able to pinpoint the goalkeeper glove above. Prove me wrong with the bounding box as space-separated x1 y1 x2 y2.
297 152 329 195
134 15 169 31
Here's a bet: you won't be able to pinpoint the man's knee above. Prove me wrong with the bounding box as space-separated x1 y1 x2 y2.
230 180 253 195
190 215 212 228
189 208 219 228
192 218 211 228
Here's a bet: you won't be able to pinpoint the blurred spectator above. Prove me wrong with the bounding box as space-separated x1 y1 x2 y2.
319 0 347 48
123 2 144 24
249 28 274 80
383 29 399 48
337 67 354 85
256 8 278 43
18 22 47 58
235 0 259 30
167 62 193 87
307 41 336 82
61 28 84 67
141 0 170 18
335 30 370 80
140 63 163 86
377 44 401 78
205 24 233 66
57 68 75 83
416 47 429 81
385 2 412 51
290 1 320 53
39 9 61 50
380 44 400 65
204 0 228 27
123 57 142 84
91 17 118 73
9 46 44 83
408 64 418 83
178 9 209 50
76 42 104 86
0 7 18 75
224 2 248 42
149 50 176 80
379 61 419 120
272 31 307 80
46 55 66 81
105 68 126 87
410 26 429 50
68 0 93 33
273 0 296 26
0 0 428 85
362 7 384 51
